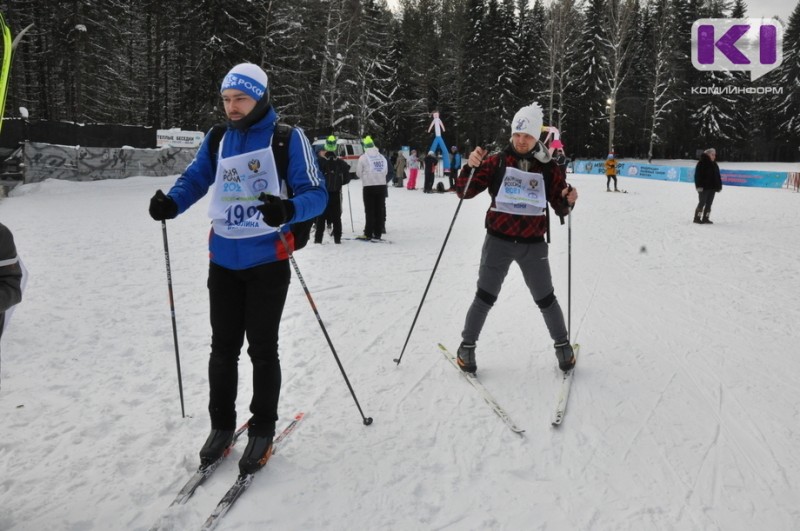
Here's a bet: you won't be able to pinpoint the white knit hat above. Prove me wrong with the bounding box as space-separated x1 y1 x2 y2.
220 63 268 101
511 103 544 138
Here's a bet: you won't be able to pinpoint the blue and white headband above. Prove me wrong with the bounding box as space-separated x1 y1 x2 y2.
220 63 268 101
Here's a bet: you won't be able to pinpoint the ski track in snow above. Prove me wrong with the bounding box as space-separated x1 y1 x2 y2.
1 169 799 530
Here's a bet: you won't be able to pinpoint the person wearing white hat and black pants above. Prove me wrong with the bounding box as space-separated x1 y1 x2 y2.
148 63 327 476
453 102 578 375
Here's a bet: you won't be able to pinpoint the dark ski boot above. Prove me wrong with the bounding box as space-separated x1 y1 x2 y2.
239 433 275 475
456 342 477 374
199 429 235 468
554 341 576 372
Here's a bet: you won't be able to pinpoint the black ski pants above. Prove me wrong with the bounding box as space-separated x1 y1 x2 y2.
696 189 716 213
315 192 342 243
363 185 386 239
424 170 435 192
207 260 290 436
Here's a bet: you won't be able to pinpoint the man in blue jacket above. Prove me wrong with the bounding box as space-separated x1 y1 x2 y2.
148 63 327 475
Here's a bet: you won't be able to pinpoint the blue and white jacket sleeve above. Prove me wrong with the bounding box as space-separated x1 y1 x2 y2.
286 128 328 222
166 131 217 215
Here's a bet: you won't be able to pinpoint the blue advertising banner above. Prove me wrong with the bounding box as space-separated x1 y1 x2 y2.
572 160 789 188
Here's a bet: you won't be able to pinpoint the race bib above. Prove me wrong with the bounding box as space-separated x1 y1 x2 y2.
368 153 386 173
208 138 283 239
493 166 547 216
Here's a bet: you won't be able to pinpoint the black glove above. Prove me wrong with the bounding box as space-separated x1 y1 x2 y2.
257 193 295 227
149 190 178 220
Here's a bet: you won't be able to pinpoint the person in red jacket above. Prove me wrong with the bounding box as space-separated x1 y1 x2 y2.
454 102 578 374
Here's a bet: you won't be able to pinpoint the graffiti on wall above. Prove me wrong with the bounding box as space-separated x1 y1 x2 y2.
23 142 197 183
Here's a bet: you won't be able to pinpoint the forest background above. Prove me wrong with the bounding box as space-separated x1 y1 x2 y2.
0 0 798 161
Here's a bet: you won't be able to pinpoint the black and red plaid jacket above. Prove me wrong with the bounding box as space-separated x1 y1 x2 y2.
455 146 570 243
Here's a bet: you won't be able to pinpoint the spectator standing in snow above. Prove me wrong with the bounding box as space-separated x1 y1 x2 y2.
453 102 578 375
355 135 388 240
448 145 462 190
406 149 420 190
315 136 351 244
0 222 23 389
147 63 327 476
394 149 407 188
693 148 723 224
423 150 438 193
605 151 618 192
549 139 568 176
553 149 568 175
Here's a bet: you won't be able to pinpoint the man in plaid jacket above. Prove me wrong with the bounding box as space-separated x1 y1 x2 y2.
454 102 579 375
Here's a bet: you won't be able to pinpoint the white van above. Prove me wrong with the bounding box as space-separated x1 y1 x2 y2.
311 136 363 177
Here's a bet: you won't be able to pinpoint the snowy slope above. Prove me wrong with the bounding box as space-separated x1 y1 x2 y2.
1 166 799 530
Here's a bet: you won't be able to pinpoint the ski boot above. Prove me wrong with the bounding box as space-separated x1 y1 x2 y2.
199 429 235 469
554 341 576 372
456 342 477 374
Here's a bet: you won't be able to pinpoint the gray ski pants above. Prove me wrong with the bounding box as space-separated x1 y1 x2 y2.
461 234 568 345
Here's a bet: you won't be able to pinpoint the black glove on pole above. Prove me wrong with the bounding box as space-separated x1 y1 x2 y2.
149 189 178 220
257 193 295 227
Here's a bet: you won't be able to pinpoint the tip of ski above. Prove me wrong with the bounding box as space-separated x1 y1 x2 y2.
438 343 525 436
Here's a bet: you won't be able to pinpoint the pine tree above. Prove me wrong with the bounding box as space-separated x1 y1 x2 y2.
438 0 469 148
688 0 738 152
461 0 489 147
351 0 396 139
774 1 800 147
598 0 639 154
541 0 581 134
568 0 609 155
643 0 680 161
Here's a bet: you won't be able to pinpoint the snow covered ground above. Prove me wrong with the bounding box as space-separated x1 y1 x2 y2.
1 163 799 530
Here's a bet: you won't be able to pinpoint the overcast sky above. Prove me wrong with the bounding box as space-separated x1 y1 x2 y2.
747 0 795 22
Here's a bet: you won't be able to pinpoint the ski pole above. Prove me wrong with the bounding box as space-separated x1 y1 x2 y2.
277 231 373 426
394 149 487 366
346 183 354 233
160 220 186 418
567 197 572 342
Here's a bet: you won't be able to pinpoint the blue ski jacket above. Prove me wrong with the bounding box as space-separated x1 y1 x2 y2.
166 107 327 270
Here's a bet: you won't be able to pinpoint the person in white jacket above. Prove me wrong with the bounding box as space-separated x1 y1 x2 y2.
355 136 388 241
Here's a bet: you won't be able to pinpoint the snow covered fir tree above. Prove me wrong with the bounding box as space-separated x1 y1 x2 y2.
0 0 798 160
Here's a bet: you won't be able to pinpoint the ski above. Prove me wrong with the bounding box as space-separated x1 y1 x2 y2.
149 423 250 529
551 344 580 426
342 237 392 244
199 412 306 531
437 343 525 436
171 423 250 508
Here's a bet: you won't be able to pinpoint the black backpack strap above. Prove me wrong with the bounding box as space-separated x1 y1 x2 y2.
271 122 292 186
206 124 227 164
